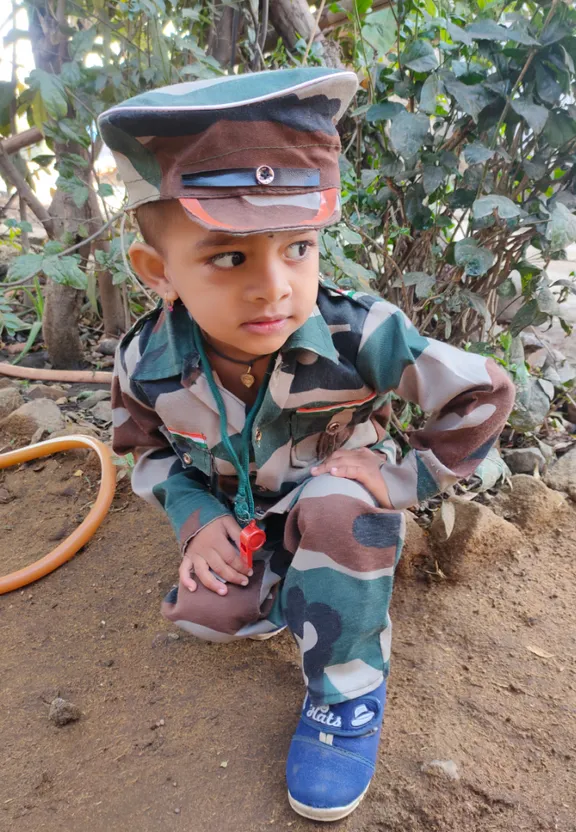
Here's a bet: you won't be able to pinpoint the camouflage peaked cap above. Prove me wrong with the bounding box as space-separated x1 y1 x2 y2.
98 67 358 235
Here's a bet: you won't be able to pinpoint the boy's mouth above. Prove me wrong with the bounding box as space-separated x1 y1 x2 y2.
242 316 289 335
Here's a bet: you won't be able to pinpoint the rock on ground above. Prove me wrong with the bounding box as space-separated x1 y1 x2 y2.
27 384 68 402
97 337 120 356
90 400 112 424
492 474 566 531
48 697 81 726
0 398 65 441
396 511 431 580
421 759 460 781
80 390 111 410
429 498 523 581
503 447 547 475
48 425 101 458
492 474 565 532
0 386 24 419
544 446 576 502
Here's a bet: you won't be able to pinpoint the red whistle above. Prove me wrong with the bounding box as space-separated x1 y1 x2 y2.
239 520 266 569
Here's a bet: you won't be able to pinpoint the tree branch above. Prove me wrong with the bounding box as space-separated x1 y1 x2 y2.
0 128 43 155
0 146 54 237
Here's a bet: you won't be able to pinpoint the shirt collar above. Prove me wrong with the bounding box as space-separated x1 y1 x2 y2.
131 292 339 383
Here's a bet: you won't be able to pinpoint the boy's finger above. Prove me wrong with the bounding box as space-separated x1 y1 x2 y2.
208 552 250 587
219 538 252 576
179 557 198 592
194 557 229 595
222 514 242 544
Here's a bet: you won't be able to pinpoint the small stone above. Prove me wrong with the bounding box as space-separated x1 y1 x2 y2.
0 398 65 441
80 389 111 410
27 384 67 402
429 498 523 581
48 697 81 726
492 474 566 531
152 632 180 648
544 446 576 502
90 400 112 424
174 808 181 815
0 386 24 419
421 759 460 780
97 337 120 356
0 378 17 390
503 447 547 475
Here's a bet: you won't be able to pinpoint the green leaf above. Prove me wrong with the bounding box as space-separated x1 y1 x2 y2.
443 78 492 121
511 98 549 135
378 153 403 177
535 64 562 105
461 289 490 321
390 111 430 158
401 271 436 299
362 7 397 55
405 187 433 229
31 154 55 167
466 20 538 45
445 20 472 46
44 241 66 255
27 68 68 119
10 320 42 366
463 143 495 164
365 101 404 122
509 299 549 337
540 17 570 46
98 183 114 197
497 278 517 299
473 195 522 220
420 74 443 114
423 165 446 195
542 109 576 147
6 254 44 282
339 227 363 245
546 203 576 250
454 238 495 276
42 255 87 289
400 39 439 73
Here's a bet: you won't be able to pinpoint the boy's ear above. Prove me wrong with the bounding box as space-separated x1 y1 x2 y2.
128 241 172 295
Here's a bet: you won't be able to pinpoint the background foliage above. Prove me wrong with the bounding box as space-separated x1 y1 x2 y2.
1 0 576 431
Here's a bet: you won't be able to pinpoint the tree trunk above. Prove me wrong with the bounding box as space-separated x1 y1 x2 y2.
269 0 343 67
208 2 237 67
28 0 87 368
88 189 126 338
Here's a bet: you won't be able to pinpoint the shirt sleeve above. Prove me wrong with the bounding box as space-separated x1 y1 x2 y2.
356 299 516 509
111 339 232 553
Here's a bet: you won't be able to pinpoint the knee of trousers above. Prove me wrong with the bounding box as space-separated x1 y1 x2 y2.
161 561 269 639
285 474 406 568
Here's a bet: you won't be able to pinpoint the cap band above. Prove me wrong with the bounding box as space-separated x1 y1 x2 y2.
181 167 320 189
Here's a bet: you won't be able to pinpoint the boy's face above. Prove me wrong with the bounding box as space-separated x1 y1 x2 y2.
129 204 320 360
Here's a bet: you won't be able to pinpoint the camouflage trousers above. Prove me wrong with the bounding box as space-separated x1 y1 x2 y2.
162 474 404 705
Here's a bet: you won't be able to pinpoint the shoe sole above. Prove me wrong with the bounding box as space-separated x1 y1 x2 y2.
287 785 369 822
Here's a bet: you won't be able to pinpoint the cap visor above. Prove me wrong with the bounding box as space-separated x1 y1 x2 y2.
179 188 340 235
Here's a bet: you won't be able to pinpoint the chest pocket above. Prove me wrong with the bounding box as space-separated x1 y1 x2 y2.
290 393 380 467
162 427 213 477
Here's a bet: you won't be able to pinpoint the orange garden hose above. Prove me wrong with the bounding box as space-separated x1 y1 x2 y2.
0 435 116 594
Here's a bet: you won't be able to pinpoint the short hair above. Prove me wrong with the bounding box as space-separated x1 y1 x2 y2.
134 199 182 251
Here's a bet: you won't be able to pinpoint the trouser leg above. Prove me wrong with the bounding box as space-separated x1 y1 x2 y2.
277 474 404 705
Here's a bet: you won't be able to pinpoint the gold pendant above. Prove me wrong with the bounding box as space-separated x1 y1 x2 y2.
241 372 255 388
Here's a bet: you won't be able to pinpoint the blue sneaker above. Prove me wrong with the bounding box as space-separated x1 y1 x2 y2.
286 681 386 821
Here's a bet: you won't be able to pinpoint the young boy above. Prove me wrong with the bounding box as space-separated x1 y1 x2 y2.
100 68 515 821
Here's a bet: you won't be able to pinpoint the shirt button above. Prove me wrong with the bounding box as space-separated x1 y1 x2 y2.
183 453 192 465
255 429 262 442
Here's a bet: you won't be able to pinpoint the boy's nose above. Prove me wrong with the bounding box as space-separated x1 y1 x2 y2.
247 265 292 304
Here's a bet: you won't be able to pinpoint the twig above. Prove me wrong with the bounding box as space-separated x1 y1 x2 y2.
0 147 54 238
302 0 327 65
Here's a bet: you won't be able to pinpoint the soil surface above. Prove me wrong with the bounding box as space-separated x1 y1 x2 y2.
1 452 575 832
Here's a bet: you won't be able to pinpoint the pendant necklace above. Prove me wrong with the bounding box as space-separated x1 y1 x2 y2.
204 339 270 388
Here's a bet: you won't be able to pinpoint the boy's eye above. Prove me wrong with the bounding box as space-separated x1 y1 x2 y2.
210 251 245 269
286 241 314 261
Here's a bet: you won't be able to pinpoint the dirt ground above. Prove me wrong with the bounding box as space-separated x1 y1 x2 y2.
1 452 575 832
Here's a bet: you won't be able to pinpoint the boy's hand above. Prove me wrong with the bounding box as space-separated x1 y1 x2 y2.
311 448 392 508
180 515 252 596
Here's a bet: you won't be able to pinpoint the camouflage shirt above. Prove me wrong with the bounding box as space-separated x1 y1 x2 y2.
112 283 515 552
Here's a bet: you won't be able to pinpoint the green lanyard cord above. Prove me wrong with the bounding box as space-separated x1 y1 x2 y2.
193 321 271 526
